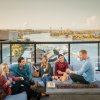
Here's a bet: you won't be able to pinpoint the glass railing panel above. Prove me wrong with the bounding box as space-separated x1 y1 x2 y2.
70 43 98 70
11 44 34 65
2 44 10 64
1 41 100 71
36 44 68 67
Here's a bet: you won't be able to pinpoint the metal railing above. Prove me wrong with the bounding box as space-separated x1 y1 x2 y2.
0 40 100 70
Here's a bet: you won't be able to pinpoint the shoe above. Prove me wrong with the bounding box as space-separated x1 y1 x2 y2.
36 93 41 100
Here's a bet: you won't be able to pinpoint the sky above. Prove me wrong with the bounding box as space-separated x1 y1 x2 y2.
0 0 100 29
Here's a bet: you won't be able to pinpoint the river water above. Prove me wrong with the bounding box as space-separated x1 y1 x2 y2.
23 33 72 42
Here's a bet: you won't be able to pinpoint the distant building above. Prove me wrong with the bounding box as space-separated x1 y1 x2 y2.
94 32 100 37
0 30 19 41
0 30 9 41
9 31 18 41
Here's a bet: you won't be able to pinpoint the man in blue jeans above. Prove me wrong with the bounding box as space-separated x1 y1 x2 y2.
67 50 95 84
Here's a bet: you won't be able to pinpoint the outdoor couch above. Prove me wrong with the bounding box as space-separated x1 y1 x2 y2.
5 63 100 100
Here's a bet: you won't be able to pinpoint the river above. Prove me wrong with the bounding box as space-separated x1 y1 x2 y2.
23 33 72 42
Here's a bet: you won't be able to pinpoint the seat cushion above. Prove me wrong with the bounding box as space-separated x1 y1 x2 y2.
5 92 27 100
94 72 100 81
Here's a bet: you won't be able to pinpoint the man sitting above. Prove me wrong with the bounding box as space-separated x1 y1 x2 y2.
67 50 95 84
9 57 46 98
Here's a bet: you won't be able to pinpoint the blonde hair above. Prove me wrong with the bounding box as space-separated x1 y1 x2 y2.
41 55 48 68
0 64 6 75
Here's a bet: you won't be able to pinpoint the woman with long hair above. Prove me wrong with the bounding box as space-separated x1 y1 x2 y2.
0 64 29 97
53 54 69 82
39 55 53 86
0 64 42 100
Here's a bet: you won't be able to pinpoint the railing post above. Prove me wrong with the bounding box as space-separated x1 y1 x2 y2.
68 43 70 64
34 43 36 64
98 43 100 70
0 43 2 64
10 44 12 64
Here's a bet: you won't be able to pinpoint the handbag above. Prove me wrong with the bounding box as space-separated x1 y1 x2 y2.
32 65 40 77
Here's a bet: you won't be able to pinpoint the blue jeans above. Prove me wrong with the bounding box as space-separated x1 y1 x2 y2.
42 75 52 85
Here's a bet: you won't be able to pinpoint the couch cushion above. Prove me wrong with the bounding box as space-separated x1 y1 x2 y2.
5 92 27 100
94 72 100 81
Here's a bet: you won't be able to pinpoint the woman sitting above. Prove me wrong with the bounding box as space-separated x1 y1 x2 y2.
53 54 69 82
0 64 42 100
39 55 53 86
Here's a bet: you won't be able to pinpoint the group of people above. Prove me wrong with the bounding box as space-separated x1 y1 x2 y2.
0 49 95 100
39 50 95 85
0 58 45 100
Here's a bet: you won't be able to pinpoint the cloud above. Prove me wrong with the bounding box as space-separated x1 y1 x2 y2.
86 16 96 25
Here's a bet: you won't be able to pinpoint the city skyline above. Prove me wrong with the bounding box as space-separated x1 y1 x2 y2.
0 0 100 30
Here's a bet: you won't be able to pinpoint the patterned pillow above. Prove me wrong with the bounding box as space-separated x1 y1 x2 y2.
57 84 98 89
